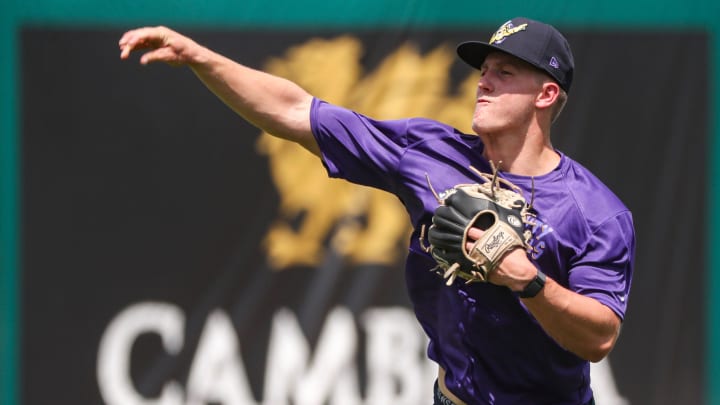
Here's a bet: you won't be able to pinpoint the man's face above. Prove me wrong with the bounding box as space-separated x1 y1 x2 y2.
471 52 544 136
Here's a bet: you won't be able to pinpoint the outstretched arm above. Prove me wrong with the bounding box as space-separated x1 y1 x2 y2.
119 26 319 155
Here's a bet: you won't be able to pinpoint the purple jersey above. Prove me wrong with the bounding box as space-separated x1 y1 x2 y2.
310 98 635 405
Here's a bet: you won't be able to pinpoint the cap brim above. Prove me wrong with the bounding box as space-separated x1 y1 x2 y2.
456 41 507 70
457 41 542 75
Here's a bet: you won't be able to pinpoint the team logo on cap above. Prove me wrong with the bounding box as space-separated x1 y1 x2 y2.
549 56 560 69
489 21 528 45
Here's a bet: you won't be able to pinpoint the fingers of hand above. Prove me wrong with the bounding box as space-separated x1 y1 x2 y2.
118 27 169 60
467 227 482 241
465 227 483 251
139 47 180 65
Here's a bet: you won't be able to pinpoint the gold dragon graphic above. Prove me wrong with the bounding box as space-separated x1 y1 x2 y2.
256 36 479 270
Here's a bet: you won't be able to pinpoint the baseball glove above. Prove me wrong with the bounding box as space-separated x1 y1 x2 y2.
422 164 533 285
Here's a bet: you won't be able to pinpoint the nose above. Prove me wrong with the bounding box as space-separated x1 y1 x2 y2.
477 73 493 95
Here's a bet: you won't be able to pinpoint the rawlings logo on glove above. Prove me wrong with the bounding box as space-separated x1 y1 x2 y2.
421 163 534 286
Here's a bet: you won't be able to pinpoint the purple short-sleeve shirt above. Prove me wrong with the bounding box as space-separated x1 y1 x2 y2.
310 98 635 405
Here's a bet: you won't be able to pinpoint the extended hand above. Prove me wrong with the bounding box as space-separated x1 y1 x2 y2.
119 26 204 66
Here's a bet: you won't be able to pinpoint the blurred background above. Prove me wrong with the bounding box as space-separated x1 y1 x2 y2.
1 1 718 404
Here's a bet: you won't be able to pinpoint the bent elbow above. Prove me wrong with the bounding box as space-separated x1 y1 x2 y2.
585 349 610 363
583 336 617 363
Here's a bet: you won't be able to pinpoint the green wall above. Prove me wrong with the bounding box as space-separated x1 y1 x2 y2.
2 1 718 404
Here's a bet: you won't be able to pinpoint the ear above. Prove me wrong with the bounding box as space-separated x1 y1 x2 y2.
535 81 560 110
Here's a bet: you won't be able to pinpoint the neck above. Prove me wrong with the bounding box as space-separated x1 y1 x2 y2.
479 127 559 176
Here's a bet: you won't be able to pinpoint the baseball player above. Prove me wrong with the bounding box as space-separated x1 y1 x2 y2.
119 17 634 405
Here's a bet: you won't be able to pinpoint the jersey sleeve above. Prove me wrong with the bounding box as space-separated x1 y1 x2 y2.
309 98 410 192
568 211 636 320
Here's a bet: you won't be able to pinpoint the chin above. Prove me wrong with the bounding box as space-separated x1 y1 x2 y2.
471 121 494 136
471 118 483 134
472 114 494 134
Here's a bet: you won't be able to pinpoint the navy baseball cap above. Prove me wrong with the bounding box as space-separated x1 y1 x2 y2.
457 17 575 93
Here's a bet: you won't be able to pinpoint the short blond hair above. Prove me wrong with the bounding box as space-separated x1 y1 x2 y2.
551 89 568 123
